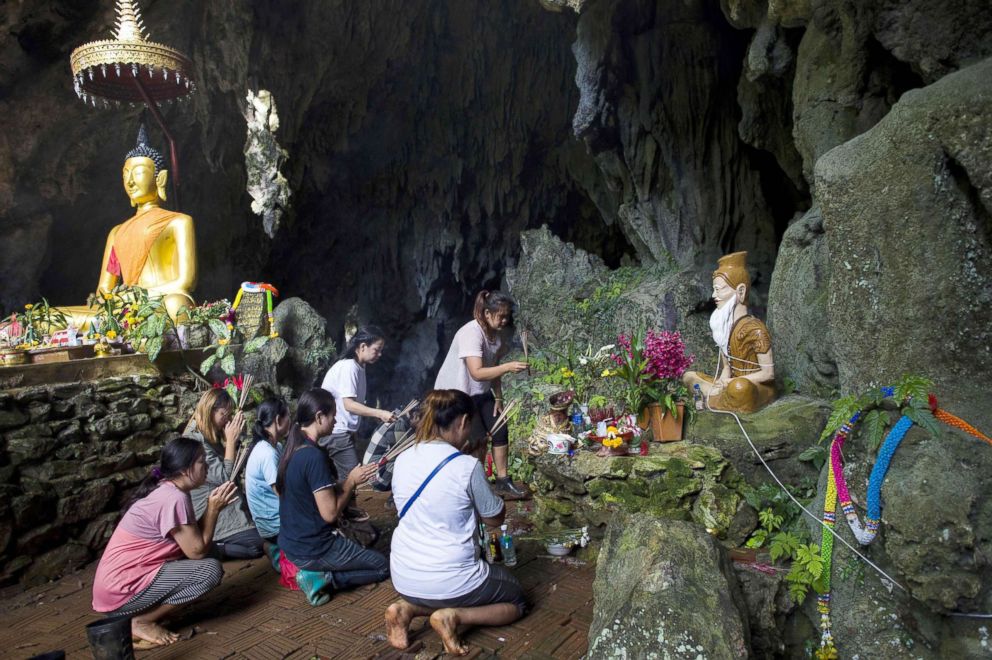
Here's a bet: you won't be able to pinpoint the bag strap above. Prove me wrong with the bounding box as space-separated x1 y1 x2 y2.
399 451 462 519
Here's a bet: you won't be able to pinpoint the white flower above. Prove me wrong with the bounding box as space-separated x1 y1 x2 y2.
579 357 588 365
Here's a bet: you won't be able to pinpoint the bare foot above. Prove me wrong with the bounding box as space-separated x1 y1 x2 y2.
131 619 179 647
385 600 414 650
429 609 468 656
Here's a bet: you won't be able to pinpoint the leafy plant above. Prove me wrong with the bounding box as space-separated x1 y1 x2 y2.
14 298 69 346
819 373 940 450
744 485 821 604
200 327 270 380
177 299 231 326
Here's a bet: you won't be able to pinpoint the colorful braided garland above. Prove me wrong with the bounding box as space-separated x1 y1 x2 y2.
929 394 992 446
834 415 912 546
819 389 990 658
817 434 840 660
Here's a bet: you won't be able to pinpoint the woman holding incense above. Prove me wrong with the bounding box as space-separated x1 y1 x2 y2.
93 437 237 647
319 326 396 483
434 290 528 499
187 389 266 559
245 397 290 546
277 388 389 599
385 389 525 656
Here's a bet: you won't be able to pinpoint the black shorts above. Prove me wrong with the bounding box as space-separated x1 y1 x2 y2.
399 564 526 616
471 391 508 448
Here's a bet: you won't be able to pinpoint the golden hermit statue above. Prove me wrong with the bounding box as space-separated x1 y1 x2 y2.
683 251 776 413
63 126 196 329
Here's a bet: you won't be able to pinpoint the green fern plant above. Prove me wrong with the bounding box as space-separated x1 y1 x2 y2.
819 373 941 450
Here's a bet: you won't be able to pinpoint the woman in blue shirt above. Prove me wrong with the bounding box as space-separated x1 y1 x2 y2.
245 398 290 546
276 388 388 605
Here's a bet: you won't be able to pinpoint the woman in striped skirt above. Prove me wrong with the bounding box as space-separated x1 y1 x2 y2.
92 437 238 647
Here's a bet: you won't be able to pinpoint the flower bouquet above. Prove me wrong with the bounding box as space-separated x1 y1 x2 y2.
608 328 694 441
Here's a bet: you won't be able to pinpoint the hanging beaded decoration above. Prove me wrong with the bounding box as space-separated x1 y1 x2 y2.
816 411 859 660
820 388 990 658
929 394 992 446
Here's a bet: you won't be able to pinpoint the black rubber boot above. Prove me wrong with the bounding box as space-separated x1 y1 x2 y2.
85 616 135 660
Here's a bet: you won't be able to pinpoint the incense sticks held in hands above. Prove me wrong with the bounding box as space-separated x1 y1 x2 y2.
396 398 419 420
379 430 415 466
230 436 253 482
236 374 254 411
489 399 519 439
520 330 531 376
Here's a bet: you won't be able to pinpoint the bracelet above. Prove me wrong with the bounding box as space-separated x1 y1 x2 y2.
493 397 503 402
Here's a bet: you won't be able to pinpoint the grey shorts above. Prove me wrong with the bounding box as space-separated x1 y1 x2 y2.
317 431 359 479
398 563 526 616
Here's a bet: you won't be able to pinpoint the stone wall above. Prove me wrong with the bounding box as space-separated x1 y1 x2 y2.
0 375 197 586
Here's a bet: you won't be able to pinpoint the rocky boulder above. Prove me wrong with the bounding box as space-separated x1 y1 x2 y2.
685 395 828 488
507 226 715 365
817 57 992 433
588 515 750 658
529 443 753 547
270 297 336 394
766 208 838 398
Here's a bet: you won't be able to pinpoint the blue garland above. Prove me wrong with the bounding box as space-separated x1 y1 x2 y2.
866 415 913 521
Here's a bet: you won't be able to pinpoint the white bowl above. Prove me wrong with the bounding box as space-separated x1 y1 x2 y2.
546 542 572 557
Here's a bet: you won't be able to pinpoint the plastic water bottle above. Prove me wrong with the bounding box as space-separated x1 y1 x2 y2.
500 524 518 567
571 406 584 435
693 384 704 411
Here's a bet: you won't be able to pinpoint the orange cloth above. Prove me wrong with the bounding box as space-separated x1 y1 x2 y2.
106 207 179 285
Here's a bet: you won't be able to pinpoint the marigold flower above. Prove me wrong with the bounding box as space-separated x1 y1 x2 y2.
24 303 34 310
217 338 230 345
105 330 118 340
601 369 612 377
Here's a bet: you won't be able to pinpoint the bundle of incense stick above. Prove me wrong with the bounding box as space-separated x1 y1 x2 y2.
236 374 254 411
488 399 519 438
230 437 253 482
520 330 531 376
396 398 419 420
379 429 415 465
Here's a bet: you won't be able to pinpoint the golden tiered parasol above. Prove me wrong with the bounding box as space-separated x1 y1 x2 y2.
69 0 196 206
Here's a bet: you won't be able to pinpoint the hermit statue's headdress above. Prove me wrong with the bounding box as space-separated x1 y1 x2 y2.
125 124 166 172
713 251 751 302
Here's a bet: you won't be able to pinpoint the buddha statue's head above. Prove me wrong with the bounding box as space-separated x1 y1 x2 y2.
712 251 750 308
123 124 168 208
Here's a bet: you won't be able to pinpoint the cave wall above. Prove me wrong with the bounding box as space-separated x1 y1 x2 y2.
0 0 620 404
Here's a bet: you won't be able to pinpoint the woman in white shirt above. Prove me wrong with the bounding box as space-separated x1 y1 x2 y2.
434 291 528 498
386 389 525 656
319 326 396 483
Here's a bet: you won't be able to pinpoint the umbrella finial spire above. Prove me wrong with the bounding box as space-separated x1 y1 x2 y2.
114 0 148 41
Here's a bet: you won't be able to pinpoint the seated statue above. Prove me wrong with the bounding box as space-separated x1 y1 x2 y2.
62 125 196 330
683 251 776 413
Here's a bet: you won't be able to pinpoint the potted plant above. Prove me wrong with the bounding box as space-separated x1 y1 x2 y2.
608 328 694 442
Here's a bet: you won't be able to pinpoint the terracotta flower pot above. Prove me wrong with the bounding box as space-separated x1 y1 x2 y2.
642 402 685 442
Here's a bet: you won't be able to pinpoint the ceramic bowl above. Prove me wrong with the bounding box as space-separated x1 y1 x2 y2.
546 542 572 557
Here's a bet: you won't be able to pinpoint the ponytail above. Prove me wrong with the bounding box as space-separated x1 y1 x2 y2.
123 437 202 513
415 389 475 442
252 397 289 445
276 388 335 493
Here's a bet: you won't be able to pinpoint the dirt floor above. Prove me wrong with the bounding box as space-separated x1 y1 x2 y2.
0 492 595 659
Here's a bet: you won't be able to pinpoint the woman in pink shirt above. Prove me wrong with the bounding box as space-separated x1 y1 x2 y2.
93 437 237 647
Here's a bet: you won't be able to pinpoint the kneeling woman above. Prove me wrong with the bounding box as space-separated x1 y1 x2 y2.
386 390 526 656
188 389 266 559
277 388 389 596
93 437 238 647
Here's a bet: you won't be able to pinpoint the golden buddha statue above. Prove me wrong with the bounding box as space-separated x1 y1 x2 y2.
63 126 196 329
683 251 776 413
